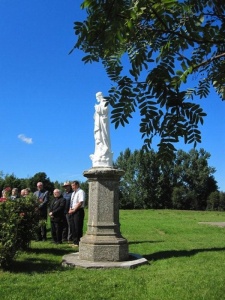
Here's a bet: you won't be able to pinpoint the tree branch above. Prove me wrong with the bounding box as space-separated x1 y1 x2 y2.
192 52 225 71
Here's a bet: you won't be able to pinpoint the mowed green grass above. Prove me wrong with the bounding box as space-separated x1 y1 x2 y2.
1 209 225 300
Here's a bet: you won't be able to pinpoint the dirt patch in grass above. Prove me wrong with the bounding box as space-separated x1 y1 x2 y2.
199 222 225 227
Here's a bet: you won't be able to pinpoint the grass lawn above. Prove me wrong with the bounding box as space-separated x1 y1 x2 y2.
1 209 225 300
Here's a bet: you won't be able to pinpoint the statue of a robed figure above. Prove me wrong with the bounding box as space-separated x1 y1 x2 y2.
90 91 113 167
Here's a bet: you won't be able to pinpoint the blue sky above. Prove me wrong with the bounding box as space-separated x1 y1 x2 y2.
0 1 225 191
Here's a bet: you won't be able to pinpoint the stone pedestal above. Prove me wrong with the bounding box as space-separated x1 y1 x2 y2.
79 167 129 262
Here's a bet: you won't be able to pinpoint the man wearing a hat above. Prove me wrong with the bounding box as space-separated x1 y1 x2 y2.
62 181 73 242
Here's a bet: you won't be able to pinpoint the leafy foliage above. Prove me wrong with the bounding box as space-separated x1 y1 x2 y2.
207 191 225 211
0 195 39 269
172 148 218 209
115 148 218 209
73 0 225 157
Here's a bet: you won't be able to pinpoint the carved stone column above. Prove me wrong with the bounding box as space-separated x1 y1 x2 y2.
79 167 129 262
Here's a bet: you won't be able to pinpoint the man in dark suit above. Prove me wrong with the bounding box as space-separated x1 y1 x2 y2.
49 189 65 244
33 182 49 241
62 181 73 242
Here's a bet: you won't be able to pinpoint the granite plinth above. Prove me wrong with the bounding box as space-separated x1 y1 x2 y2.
80 167 129 262
79 235 128 261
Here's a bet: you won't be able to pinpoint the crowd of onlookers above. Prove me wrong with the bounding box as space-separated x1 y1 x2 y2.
0 187 31 201
0 181 85 248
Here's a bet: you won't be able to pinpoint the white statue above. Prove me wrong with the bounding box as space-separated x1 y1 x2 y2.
90 92 113 167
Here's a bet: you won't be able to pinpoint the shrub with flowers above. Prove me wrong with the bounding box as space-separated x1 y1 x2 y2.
0 187 11 202
0 194 40 269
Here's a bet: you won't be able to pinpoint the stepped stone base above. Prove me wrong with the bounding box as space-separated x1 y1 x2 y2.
62 252 148 269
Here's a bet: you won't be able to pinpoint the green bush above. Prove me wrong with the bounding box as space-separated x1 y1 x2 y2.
0 195 39 269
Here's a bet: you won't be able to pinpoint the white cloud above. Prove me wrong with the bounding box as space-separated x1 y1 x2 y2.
18 134 33 144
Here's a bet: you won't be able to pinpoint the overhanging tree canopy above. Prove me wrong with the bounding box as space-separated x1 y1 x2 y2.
72 0 225 158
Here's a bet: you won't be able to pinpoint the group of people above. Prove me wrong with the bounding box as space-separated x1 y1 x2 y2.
35 181 85 248
0 180 85 248
0 187 31 200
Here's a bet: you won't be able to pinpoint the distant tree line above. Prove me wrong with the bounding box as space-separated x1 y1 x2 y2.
114 148 225 211
1 150 224 211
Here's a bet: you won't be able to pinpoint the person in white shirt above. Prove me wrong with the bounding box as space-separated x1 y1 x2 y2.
68 181 85 247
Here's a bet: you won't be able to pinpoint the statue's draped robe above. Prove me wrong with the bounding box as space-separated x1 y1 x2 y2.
94 100 111 156
90 94 113 167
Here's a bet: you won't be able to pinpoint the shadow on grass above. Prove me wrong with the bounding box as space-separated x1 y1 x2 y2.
144 247 225 261
9 257 68 273
7 245 77 274
129 240 164 245
26 246 73 256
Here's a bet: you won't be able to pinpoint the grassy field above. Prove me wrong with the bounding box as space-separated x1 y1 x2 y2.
1 209 225 300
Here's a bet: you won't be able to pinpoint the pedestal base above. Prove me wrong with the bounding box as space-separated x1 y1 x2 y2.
80 167 129 262
79 235 129 261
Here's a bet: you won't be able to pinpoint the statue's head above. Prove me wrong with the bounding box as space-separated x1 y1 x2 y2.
96 91 103 102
